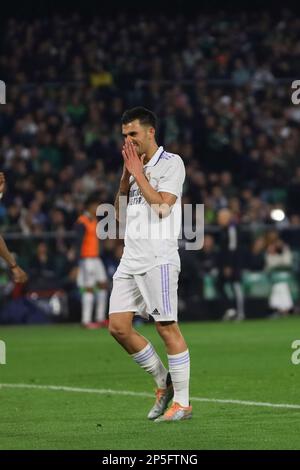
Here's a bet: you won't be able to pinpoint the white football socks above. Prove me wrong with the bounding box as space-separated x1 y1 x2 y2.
81 291 94 325
95 289 107 322
168 350 190 407
131 343 168 389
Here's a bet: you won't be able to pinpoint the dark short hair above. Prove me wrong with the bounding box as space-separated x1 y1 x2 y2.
121 107 157 130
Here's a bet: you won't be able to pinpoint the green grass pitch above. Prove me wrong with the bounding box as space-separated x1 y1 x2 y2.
0 317 300 450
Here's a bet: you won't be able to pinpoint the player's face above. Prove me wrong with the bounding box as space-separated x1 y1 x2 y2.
122 120 153 156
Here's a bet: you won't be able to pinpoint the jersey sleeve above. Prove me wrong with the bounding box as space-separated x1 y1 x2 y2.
157 156 186 198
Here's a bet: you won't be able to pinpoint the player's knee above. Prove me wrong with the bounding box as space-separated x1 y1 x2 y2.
108 321 130 340
156 322 182 343
84 287 94 293
97 282 108 290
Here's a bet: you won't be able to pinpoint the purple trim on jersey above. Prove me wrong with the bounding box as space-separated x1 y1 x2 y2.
164 265 170 316
152 149 166 167
163 265 168 315
161 265 168 315
161 265 171 316
160 153 176 160
166 265 172 315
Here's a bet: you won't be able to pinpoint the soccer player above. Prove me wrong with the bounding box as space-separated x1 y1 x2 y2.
0 172 28 283
109 107 192 422
217 208 245 321
75 194 108 329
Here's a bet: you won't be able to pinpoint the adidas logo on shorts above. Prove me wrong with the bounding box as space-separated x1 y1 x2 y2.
151 308 160 315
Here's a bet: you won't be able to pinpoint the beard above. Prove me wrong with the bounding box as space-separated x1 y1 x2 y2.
136 147 143 157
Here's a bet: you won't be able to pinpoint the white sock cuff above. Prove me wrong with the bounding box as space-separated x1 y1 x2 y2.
168 349 190 366
131 343 155 364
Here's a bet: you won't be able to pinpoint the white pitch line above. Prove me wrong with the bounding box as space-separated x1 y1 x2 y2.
1 383 300 410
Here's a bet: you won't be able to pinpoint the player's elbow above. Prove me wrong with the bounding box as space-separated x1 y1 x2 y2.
154 203 172 219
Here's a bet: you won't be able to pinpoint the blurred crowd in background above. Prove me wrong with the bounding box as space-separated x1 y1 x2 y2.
0 9 300 321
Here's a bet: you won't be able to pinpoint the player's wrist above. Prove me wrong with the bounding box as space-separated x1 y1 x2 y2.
119 181 129 194
134 171 145 183
9 263 18 270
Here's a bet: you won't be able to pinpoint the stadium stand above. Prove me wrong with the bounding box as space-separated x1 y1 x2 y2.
0 10 300 322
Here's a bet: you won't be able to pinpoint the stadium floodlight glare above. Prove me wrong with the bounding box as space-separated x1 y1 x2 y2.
270 209 285 222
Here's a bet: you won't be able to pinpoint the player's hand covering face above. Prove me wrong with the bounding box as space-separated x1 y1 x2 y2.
122 141 146 178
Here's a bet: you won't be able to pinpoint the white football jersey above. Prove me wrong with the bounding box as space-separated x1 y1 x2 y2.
117 146 185 275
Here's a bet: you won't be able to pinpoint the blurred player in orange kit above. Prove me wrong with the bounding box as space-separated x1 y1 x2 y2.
75 194 108 329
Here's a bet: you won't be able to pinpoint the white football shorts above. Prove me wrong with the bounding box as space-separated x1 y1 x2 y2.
109 264 179 322
77 257 107 288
